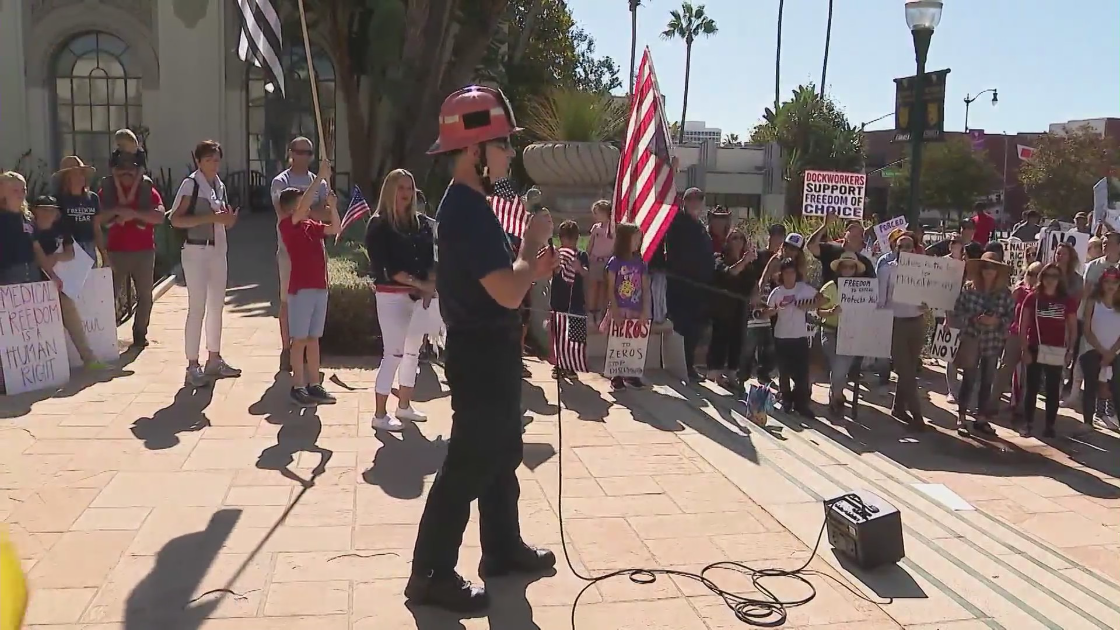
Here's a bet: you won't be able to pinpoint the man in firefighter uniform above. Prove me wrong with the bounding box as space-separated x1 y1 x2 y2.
406 86 558 612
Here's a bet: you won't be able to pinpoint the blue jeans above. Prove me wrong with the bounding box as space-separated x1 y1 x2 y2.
821 327 861 402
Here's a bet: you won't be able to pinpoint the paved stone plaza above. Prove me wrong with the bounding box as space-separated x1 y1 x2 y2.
2 215 1119 629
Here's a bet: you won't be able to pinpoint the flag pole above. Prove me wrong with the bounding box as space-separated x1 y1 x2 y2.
296 0 326 159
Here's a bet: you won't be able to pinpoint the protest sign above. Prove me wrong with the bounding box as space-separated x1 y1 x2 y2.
929 326 961 363
801 170 866 219
838 277 878 307
893 252 965 312
1001 238 1038 286
837 309 894 358
1064 230 1091 264
873 216 908 252
0 282 71 395
52 245 94 301
64 269 119 367
605 319 650 378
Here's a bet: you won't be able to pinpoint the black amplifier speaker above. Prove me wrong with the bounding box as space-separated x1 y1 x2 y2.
824 489 905 570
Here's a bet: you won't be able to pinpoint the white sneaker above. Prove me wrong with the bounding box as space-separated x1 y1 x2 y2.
395 405 428 422
372 415 404 432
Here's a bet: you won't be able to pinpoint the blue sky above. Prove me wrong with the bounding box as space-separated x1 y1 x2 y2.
568 0 1120 138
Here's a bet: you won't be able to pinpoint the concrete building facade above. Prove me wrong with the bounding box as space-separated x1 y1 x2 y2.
681 120 722 145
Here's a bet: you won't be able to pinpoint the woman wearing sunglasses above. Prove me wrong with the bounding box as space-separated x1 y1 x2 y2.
1018 263 1077 437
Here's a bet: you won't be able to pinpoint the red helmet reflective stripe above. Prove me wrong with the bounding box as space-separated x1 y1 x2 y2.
427 86 522 155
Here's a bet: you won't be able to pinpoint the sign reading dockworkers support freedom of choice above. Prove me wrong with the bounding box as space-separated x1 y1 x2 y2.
893 252 965 312
801 170 866 219
0 282 71 395
605 319 650 378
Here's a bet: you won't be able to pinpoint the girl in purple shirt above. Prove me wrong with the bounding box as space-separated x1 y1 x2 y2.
604 222 651 390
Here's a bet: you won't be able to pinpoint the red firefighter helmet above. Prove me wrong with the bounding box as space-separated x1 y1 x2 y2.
427 85 522 155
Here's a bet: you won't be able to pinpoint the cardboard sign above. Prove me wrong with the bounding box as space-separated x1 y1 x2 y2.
837 308 893 358
52 245 94 301
64 269 119 367
838 278 878 307
0 282 71 394
802 170 866 219
1001 238 1039 287
873 216 908 252
605 319 650 378
929 326 961 363
892 253 965 312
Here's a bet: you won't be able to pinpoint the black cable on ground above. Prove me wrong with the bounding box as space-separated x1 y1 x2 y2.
550 370 889 629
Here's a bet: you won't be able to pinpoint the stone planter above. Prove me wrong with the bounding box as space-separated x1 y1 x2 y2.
522 142 620 188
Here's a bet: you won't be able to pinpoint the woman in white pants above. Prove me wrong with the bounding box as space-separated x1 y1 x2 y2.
169 140 242 387
364 169 437 431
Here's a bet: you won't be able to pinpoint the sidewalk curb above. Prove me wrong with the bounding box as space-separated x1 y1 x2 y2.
152 264 182 302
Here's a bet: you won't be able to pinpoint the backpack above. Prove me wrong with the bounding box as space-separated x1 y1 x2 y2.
169 177 201 246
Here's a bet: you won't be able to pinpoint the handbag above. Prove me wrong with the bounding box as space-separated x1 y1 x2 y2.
1035 305 1067 366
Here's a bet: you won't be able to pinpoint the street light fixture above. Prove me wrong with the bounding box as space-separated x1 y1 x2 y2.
905 0 943 226
963 88 998 132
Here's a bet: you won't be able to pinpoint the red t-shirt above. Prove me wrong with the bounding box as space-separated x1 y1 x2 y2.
972 212 995 245
102 186 163 252
279 218 328 293
1023 290 1076 347
1009 284 1030 336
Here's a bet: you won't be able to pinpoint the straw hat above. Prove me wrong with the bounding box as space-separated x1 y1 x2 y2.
829 251 866 275
53 156 96 179
965 251 1011 286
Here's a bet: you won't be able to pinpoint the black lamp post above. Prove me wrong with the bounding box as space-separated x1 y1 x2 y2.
905 0 943 227
963 88 998 132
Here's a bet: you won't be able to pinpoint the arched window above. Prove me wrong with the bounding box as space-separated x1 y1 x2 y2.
247 44 336 178
53 32 142 172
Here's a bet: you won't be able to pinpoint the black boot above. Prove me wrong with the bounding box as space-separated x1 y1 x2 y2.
479 544 556 578
404 570 489 613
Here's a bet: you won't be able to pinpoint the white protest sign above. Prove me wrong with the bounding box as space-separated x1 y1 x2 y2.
1001 238 1038 286
801 170 866 219
64 269 119 367
893 252 965 312
604 319 650 378
52 245 94 301
837 308 893 358
929 326 961 363
1038 229 1061 263
835 278 890 357
0 282 71 394
873 216 908 253
1063 229 1091 264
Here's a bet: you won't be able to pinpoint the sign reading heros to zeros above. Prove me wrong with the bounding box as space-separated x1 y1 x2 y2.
802 170 866 219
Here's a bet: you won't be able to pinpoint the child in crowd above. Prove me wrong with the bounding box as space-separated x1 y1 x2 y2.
816 252 866 415
763 257 821 417
551 220 589 379
29 196 102 370
586 200 615 326
277 159 341 406
603 222 650 391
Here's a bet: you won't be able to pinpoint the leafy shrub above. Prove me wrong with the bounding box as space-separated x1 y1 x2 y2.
321 239 381 355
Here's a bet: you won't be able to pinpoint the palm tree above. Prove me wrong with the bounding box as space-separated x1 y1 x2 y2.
723 133 740 146
775 0 785 111
820 0 834 96
628 1 646 94
661 2 718 144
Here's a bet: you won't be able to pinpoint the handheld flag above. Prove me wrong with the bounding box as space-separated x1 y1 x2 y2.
612 47 680 262
336 186 371 243
550 312 589 373
488 179 528 239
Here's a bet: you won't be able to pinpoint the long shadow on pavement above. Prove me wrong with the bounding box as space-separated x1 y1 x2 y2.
256 409 334 487
130 385 213 450
362 423 446 499
124 508 240 629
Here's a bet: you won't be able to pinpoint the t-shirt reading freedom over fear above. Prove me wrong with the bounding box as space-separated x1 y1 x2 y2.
435 183 519 332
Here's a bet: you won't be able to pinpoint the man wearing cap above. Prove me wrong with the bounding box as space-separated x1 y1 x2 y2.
708 205 732 253
407 85 557 612
271 137 330 372
807 210 875 286
665 186 714 381
97 130 164 349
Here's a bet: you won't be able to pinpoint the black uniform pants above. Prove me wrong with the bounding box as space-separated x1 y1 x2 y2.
412 326 525 575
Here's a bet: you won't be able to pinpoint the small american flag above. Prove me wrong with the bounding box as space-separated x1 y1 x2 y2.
335 186 370 243
550 311 588 373
488 179 527 239
558 247 579 284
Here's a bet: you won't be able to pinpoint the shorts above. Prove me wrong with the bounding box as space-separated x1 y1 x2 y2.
589 257 609 281
277 248 291 302
288 288 328 339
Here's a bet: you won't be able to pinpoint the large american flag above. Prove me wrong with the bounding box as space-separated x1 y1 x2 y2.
488 178 527 239
612 48 679 262
236 0 285 96
335 186 370 243
550 312 588 373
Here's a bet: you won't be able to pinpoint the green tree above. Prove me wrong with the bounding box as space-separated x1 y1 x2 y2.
750 84 864 216
722 133 740 146
888 137 999 221
660 2 718 144
1019 125 1120 218
288 0 616 195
